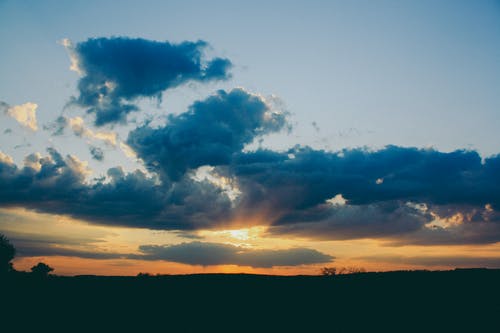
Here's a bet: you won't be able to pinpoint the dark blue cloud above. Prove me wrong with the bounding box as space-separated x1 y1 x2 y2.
232 146 499 213
138 242 333 267
44 116 68 136
89 146 104 161
266 201 430 240
128 88 289 181
266 200 500 244
70 37 232 126
1 143 500 244
0 149 232 230
2 95 500 246
230 146 500 243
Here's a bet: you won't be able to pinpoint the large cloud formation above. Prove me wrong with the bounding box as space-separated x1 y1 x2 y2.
1 143 499 244
1 88 500 245
67 37 232 126
233 146 498 211
0 148 233 230
128 88 288 181
1 35 499 248
232 146 500 243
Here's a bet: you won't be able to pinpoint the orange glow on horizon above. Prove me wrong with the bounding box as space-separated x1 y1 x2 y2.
13 253 500 277
13 256 332 276
3 207 500 276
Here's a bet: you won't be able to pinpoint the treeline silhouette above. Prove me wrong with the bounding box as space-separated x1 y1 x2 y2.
1 234 53 278
2 233 498 331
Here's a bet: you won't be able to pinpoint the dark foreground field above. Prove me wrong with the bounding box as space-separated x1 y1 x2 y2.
4 269 499 331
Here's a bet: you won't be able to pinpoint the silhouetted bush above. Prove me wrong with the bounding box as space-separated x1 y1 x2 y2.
31 262 54 277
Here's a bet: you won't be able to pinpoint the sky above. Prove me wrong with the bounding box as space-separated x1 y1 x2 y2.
1 0 500 276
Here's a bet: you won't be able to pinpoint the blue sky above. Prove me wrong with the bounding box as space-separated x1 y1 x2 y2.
1 0 500 275
2 0 500 158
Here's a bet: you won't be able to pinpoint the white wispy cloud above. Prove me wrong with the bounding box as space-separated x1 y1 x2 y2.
3 102 38 131
68 116 117 146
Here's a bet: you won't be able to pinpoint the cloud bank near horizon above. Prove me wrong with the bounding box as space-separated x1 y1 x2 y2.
4 227 333 267
1 137 499 245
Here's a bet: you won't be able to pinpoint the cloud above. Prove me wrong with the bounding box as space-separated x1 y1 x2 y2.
47 115 142 162
65 116 117 146
0 207 121 260
229 146 500 243
128 88 289 181
8 235 332 267
232 146 500 213
382 204 500 245
267 201 500 245
46 115 119 161
137 242 333 267
17 245 126 260
89 146 104 161
267 201 430 241
358 254 500 268
1 142 500 244
311 121 320 132
1 33 496 262
0 149 88 203
1 90 500 246
60 38 82 74
0 151 14 165
66 37 232 126
268 201 500 247
1 209 330 267
4 232 123 260
44 116 67 135
1 101 38 131
0 149 233 230
171 230 205 240
119 142 137 160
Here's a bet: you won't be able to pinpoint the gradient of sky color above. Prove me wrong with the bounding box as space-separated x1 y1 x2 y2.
1 0 500 275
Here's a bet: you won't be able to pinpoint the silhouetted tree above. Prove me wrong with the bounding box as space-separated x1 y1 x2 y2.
0 233 16 274
321 267 337 276
31 262 54 277
321 266 366 276
345 266 366 274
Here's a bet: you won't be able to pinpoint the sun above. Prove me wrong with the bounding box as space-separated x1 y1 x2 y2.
226 229 250 241
198 226 268 245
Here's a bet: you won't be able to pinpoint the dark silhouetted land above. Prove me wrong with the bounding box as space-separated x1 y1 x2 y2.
4 269 499 331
